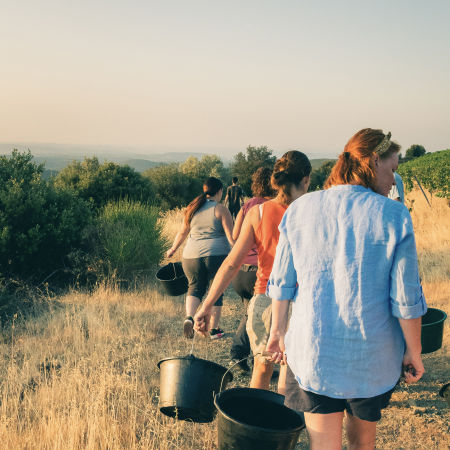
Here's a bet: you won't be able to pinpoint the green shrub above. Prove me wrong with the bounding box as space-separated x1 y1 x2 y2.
398 149 449 198
0 150 92 280
93 199 167 280
143 163 201 210
54 157 155 208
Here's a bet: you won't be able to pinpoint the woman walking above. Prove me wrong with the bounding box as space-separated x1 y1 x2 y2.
230 167 275 371
166 177 234 339
194 151 311 392
266 129 427 449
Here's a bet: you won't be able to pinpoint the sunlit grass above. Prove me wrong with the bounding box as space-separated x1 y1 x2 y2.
0 190 447 449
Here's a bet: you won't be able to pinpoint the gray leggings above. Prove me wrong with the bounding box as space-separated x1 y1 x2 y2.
182 255 227 306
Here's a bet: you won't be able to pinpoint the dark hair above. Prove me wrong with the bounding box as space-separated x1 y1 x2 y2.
324 128 400 190
271 151 312 205
251 167 275 198
232 176 238 184
184 177 223 225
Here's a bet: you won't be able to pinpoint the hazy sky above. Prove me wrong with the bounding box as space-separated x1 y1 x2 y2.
1 0 449 158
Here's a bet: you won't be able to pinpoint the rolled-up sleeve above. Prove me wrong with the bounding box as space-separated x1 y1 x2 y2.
390 209 427 319
266 215 297 301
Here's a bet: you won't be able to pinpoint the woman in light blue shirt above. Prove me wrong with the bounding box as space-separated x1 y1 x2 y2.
266 129 426 449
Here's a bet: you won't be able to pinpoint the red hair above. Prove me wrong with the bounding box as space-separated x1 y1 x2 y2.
325 128 400 190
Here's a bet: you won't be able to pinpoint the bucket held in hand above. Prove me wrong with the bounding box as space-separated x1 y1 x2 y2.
156 262 188 296
157 355 233 423
421 307 447 354
214 387 305 449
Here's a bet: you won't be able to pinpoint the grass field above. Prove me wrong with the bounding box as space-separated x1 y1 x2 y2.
0 190 448 449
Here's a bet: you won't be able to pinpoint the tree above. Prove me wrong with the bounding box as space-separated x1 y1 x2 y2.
0 150 92 279
404 145 426 162
180 154 230 183
54 157 155 208
143 163 200 210
309 160 336 191
230 146 277 195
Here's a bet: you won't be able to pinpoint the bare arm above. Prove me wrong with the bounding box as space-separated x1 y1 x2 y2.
216 204 235 247
266 299 291 364
166 221 190 258
194 209 258 334
232 208 245 241
399 317 425 383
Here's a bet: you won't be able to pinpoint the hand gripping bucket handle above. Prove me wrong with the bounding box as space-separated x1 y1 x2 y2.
219 352 269 392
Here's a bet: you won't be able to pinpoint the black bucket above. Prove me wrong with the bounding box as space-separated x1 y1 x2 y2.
214 387 305 449
421 307 447 354
157 355 233 423
156 262 188 296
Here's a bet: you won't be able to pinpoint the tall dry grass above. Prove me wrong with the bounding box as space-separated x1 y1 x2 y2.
0 190 448 449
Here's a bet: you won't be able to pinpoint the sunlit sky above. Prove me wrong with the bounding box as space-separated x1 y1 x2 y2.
1 0 449 158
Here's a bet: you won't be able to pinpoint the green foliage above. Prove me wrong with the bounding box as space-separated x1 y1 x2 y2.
0 150 92 279
93 199 167 280
397 149 450 198
54 157 154 208
180 154 230 184
142 163 199 210
404 144 426 162
230 146 277 195
309 160 336 191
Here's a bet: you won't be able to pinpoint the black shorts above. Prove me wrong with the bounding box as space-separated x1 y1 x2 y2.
182 255 227 305
284 364 396 422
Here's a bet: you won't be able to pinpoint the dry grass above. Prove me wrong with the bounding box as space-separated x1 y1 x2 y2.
0 190 448 449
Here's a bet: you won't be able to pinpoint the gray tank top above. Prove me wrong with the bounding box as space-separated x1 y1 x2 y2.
182 200 231 258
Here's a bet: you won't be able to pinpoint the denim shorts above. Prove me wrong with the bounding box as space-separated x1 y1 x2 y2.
182 255 227 305
284 364 396 422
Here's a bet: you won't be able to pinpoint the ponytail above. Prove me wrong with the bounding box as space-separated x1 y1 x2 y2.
184 176 223 225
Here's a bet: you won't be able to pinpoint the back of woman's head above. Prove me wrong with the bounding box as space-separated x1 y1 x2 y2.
184 177 223 225
324 128 400 190
251 167 275 198
271 151 312 205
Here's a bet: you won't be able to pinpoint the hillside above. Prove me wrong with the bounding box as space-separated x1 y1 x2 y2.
0 190 447 449
398 149 450 198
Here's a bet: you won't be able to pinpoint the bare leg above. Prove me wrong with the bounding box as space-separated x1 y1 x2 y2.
249 356 274 390
185 295 201 318
277 364 287 395
345 413 376 450
304 411 344 450
209 305 222 329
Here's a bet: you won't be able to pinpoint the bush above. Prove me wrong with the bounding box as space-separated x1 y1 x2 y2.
0 150 92 280
92 199 168 281
143 164 200 210
309 160 336 191
398 149 449 199
54 157 155 208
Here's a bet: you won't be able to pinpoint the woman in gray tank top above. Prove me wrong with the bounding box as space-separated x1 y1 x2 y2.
166 177 234 339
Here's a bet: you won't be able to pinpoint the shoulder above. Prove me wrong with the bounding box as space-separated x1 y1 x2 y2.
215 202 230 215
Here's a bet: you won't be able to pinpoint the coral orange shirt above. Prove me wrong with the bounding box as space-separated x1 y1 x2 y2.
253 200 288 294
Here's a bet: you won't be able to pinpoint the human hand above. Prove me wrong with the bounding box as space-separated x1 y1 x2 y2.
265 333 286 365
402 349 425 384
193 307 212 337
166 248 175 258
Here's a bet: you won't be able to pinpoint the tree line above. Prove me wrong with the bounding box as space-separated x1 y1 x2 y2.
0 143 442 287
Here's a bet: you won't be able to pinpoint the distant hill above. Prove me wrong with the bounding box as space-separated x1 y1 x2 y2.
0 142 335 174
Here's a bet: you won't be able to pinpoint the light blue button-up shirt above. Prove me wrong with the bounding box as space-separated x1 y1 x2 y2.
267 185 427 399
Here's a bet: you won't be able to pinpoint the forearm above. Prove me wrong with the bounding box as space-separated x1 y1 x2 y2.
270 299 290 337
399 317 422 354
170 229 189 253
